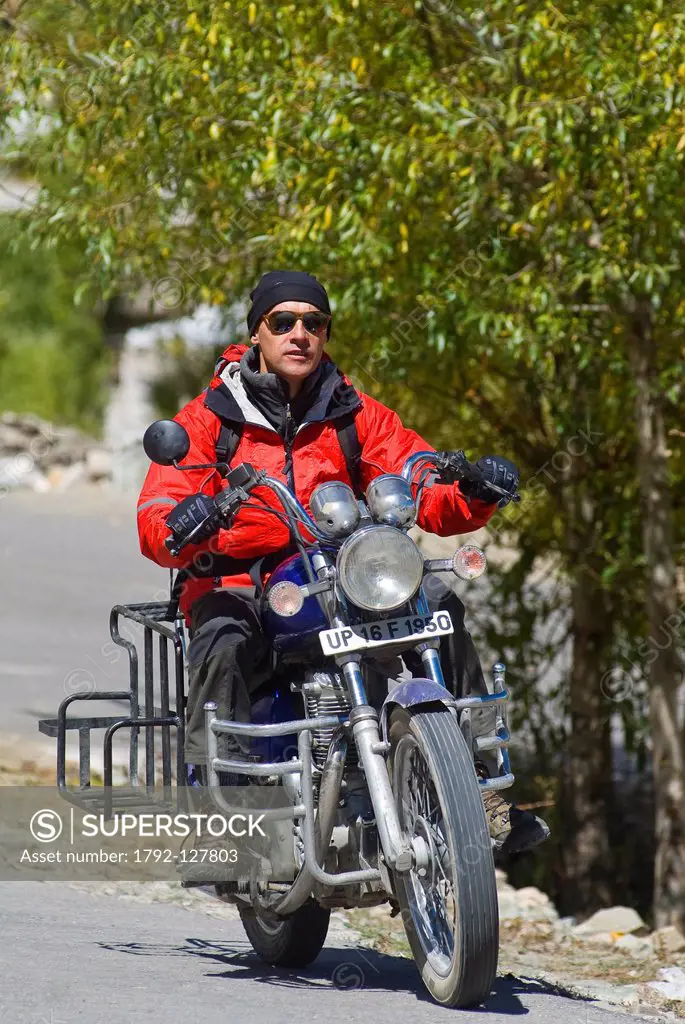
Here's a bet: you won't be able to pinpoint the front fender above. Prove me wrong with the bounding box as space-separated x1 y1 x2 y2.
380 678 458 742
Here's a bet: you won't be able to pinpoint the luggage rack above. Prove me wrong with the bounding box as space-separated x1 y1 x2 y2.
38 601 187 818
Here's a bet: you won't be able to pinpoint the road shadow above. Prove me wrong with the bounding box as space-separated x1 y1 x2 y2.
97 934 595 1014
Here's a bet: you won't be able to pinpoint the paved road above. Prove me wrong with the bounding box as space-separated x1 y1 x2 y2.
0 485 517 772
0 882 643 1024
0 487 166 767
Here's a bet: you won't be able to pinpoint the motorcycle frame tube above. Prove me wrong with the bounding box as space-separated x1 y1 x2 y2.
299 726 382 886
270 727 349 915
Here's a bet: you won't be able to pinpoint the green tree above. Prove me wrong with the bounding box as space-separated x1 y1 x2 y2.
0 217 109 432
4 0 684 922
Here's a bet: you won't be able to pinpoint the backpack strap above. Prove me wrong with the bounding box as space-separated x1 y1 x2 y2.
335 410 363 498
215 421 243 479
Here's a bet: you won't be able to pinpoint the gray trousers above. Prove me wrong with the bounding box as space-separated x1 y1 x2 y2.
185 580 498 771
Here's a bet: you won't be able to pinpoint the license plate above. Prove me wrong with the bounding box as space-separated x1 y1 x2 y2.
319 611 453 655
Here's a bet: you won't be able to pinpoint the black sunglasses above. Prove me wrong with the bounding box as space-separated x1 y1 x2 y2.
262 311 331 336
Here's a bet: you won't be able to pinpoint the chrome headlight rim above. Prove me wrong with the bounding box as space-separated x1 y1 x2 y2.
365 473 417 530
336 525 425 613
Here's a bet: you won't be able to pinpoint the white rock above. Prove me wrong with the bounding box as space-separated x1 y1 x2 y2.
650 926 685 956
85 448 112 481
53 461 86 491
573 930 616 945
614 933 654 958
573 906 647 936
497 884 559 923
516 886 553 907
497 892 523 920
649 966 685 1000
0 455 50 492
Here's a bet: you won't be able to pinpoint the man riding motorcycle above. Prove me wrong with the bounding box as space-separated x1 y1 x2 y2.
137 270 550 855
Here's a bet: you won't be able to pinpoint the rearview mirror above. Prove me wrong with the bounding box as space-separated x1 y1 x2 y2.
143 419 191 466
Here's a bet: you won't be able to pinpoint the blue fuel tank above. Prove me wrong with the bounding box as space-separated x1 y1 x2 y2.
261 547 334 652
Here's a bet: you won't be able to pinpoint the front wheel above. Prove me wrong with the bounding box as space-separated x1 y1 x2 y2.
389 706 498 1007
239 899 330 968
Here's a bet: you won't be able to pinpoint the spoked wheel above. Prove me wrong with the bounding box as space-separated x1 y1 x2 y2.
239 899 331 968
389 706 498 1007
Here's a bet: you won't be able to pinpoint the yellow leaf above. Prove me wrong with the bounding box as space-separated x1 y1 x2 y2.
399 222 408 239
207 25 218 46
209 122 221 140
677 133 685 153
248 3 257 25
400 239 409 254
185 11 199 30
323 205 333 230
458 166 472 178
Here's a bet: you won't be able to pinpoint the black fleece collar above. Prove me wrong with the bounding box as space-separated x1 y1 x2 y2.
239 345 325 435
205 347 361 436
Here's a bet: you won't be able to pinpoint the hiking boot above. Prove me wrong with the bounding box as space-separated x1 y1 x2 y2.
482 788 550 854
178 764 250 887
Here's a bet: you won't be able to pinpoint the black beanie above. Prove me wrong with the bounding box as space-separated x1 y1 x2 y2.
246 270 331 336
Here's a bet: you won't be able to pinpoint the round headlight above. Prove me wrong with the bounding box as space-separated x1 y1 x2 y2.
337 526 424 612
365 474 416 530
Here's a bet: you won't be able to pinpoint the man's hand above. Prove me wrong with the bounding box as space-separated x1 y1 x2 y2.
165 493 220 550
459 455 519 508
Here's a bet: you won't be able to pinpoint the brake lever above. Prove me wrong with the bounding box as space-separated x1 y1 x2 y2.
215 463 264 517
166 516 220 558
433 450 476 485
434 451 521 503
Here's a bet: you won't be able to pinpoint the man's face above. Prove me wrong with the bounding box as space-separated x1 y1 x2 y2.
251 301 329 389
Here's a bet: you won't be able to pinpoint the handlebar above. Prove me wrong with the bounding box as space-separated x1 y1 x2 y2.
166 463 342 557
167 449 519 557
402 451 520 504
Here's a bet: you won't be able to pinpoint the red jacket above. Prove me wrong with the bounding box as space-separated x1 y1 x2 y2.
137 344 497 618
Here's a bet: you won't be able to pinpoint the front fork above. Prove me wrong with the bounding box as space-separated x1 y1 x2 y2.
338 656 414 872
335 648 447 874
337 638 514 874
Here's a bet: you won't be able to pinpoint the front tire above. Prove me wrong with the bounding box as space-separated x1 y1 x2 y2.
239 899 330 968
389 706 498 1007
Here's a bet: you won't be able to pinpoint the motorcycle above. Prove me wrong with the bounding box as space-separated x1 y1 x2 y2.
42 418 516 1008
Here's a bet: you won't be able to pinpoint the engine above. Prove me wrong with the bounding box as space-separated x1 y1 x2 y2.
301 668 358 771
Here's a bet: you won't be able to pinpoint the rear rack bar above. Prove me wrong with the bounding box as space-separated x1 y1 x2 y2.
38 601 186 816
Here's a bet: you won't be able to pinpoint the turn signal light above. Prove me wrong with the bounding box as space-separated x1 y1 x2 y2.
452 545 487 580
266 581 304 617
